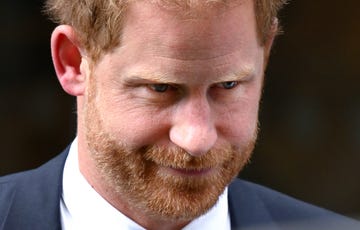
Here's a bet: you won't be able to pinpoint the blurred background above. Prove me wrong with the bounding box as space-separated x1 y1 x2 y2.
0 0 359 219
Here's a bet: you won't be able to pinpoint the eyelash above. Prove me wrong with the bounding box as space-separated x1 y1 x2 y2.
216 81 239 90
148 81 239 94
149 84 173 93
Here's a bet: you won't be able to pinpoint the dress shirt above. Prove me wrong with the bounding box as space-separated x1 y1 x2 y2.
60 139 231 230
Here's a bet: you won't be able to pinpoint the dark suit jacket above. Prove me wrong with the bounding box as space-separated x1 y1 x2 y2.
0 147 359 230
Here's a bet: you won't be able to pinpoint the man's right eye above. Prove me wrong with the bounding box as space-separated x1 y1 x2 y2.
149 84 170 93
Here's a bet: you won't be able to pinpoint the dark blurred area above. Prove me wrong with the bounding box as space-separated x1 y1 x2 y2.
0 0 359 219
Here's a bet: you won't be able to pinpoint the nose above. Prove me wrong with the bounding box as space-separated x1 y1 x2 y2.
169 97 218 157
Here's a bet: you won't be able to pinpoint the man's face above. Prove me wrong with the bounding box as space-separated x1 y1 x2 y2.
81 0 267 223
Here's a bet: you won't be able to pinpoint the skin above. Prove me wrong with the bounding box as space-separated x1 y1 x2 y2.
51 0 276 229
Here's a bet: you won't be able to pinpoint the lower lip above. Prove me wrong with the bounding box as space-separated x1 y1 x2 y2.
167 167 213 176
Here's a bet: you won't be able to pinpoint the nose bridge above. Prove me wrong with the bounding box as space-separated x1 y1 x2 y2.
187 93 210 123
169 94 218 156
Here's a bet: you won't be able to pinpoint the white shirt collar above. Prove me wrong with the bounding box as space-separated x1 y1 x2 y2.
60 139 231 230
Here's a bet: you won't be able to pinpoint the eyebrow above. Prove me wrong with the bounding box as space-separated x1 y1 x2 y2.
122 74 180 86
122 66 255 85
213 66 255 83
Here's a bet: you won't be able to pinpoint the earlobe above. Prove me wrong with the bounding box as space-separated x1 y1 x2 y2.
51 25 86 96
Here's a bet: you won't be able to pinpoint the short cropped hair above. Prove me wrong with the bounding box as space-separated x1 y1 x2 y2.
45 0 287 61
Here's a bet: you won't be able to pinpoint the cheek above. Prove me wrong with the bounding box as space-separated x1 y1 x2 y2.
99 94 172 147
219 106 258 145
218 90 261 146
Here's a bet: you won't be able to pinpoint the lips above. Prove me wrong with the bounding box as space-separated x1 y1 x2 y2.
166 166 213 176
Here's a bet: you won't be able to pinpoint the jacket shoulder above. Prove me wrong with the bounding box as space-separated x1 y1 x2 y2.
0 147 69 230
228 179 360 230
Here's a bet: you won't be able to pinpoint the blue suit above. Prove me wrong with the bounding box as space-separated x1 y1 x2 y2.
1 147 359 229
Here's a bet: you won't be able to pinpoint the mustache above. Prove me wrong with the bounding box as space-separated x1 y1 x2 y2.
141 144 237 170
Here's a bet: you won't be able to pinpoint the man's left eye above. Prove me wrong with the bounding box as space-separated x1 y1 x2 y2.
218 81 238 89
149 84 170 93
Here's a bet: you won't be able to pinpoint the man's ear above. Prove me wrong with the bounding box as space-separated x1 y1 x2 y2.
51 25 86 96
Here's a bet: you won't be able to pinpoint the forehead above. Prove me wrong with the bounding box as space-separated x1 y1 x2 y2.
143 0 244 16
120 0 258 59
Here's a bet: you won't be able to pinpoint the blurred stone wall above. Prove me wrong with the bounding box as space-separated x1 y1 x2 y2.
0 0 359 219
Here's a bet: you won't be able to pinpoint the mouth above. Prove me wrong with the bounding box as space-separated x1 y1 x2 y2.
164 166 214 176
